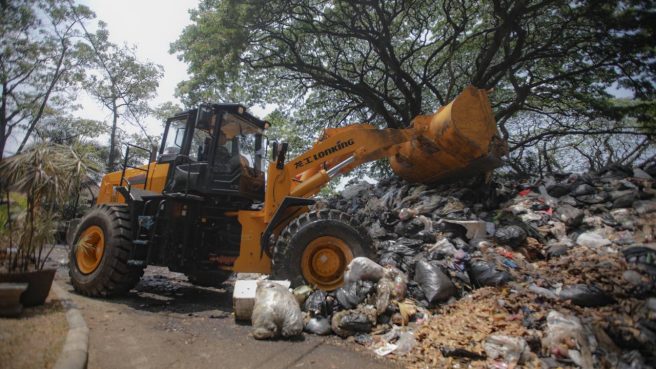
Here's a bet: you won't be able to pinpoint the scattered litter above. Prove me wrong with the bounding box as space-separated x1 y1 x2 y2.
395 331 416 355
576 231 612 248
374 343 398 356
440 347 486 360
483 334 530 366
527 284 558 300
542 311 593 369
396 300 417 326
443 219 488 241
293 285 313 306
354 333 373 345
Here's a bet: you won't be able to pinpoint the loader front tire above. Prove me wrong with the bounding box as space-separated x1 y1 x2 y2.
69 204 144 297
272 209 374 290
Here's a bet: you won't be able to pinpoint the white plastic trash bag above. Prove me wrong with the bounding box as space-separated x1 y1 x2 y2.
343 257 385 284
251 281 303 339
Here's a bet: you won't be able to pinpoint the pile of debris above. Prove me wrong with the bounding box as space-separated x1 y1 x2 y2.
254 165 656 368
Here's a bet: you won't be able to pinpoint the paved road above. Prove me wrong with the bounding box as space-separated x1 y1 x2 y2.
49 246 397 369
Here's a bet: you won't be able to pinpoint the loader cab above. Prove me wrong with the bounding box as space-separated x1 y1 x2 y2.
159 104 268 201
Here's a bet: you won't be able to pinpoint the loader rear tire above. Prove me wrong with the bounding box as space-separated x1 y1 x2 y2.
69 204 144 297
272 209 374 290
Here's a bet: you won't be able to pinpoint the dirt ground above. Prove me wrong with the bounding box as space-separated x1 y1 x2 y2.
0 291 67 369
46 245 396 369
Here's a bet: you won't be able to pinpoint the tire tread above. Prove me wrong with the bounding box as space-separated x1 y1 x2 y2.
69 204 144 297
271 208 373 288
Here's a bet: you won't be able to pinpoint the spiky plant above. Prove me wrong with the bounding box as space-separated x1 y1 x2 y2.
74 232 95 256
0 142 99 272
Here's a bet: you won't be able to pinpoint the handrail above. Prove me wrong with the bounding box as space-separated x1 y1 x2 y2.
119 143 155 195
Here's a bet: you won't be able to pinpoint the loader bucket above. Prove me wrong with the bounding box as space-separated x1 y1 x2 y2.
390 86 507 184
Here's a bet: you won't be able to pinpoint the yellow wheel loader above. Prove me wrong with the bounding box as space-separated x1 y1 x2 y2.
69 86 506 295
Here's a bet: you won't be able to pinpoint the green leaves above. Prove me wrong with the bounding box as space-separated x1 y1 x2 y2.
0 0 96 159
0 142 99 204
172 0 654 133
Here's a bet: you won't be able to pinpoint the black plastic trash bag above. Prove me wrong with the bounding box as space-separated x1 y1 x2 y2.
335 280 375 310
467 259 513 287
394 218 425 237
559 284 615 307
547 183 572 197
379 252 401 268
414 260 458 304
304 290 329 315
252 281 303 339
494 225 527 248
406 280 429 307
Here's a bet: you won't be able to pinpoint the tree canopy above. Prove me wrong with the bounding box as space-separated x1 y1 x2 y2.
172 0 655 173
0 0 163 169
83 25 163 170
0 0 93 159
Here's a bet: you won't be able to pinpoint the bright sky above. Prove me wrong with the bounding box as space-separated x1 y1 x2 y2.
76 0 200 139
4 0 268 156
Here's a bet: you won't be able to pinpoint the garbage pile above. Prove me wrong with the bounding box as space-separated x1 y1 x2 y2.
254 165 656 368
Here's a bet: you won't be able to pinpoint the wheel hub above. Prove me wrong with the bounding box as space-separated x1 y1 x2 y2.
301 236 353 290
76 225 105 274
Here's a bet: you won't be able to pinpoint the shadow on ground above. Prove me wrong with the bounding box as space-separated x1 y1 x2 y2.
48 242 235 317
97 270 236 316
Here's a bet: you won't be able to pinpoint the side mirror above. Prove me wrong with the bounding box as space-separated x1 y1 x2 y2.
276 142 288 170
196 105 213 129
271 141 279 161
149 143 158 163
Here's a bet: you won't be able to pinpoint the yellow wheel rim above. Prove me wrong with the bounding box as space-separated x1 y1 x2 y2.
301 236 353 290
76 225 105 274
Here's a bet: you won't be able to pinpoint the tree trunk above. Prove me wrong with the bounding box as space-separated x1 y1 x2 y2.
0 130 5 161
0 83 6 161
16 43 68 154
108 99 119 171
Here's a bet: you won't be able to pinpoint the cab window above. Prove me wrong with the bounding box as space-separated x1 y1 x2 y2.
190 128 212 161
162 118 186 155
219 113 264 171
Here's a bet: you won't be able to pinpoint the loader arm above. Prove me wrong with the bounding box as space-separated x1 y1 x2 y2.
262 124 419 222
262 85 506 224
